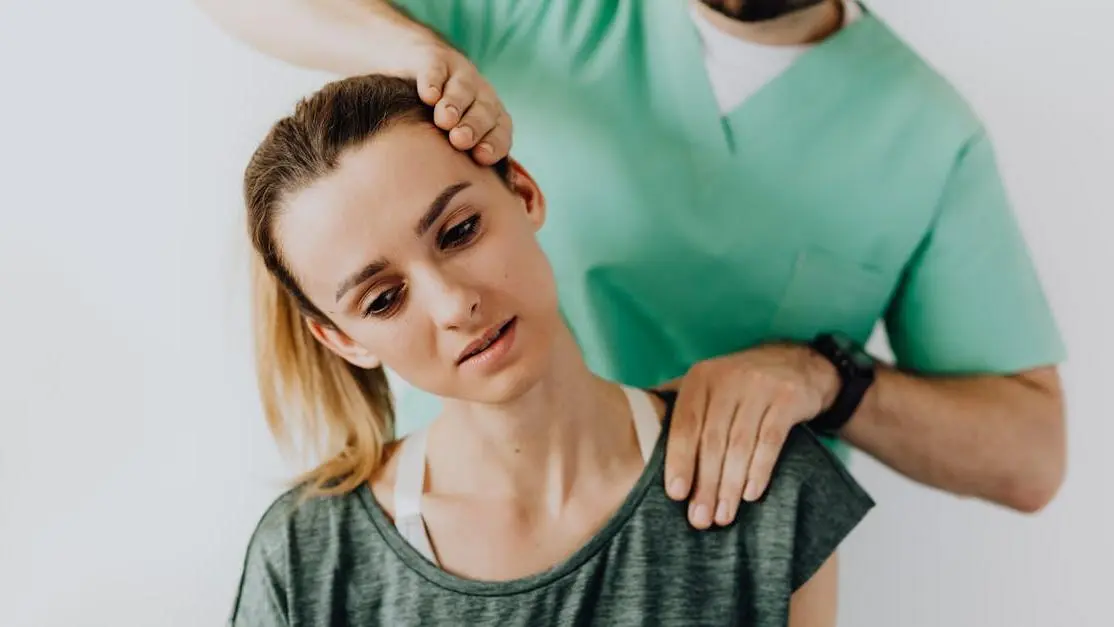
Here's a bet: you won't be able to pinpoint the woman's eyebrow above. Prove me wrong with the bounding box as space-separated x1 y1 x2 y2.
335 259 388 303
334 181 473 303
415 181 471 237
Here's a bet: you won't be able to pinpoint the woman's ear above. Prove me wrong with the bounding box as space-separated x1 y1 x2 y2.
305 318 382 369
507 158 546 231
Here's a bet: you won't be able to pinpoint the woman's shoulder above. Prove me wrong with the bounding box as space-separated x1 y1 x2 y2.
772 426 870 496
240 483 360 564
738 426 875 590
241 440 409 562
739 425 875 528
230 480 387 623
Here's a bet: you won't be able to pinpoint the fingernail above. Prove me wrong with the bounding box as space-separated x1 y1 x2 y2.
428 84 441 94
743 483 758 502
715 500 730 525
444 104 459 119
668 478 687 499
477 142 492 155
690 503 710 528
455 125 473 142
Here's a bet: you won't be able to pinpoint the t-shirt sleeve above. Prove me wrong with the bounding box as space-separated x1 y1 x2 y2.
228 510 292 626
884 128 1066 375
387 0 538 67
788 432 875 592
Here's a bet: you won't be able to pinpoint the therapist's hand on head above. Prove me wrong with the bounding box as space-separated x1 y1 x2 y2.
663 344 841 529
403 35 512 165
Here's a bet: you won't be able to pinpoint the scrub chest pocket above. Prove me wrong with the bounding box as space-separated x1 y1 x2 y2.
767 245 895 345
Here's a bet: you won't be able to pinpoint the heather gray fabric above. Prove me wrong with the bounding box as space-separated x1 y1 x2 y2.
230 393 873 626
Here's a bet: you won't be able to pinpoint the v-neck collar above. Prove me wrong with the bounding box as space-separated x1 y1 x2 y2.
646 1 889 156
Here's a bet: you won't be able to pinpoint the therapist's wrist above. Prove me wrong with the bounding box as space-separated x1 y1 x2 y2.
804 333 880 434
801 343 842 412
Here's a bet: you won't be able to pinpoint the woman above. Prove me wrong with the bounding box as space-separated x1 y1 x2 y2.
231 74 873 626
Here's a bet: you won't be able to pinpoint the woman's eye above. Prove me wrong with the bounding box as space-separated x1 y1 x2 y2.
440 215 481 249
364 286 403 317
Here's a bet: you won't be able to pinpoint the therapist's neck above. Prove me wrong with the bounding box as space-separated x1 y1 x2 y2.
693 0 845 46
432 327 642 514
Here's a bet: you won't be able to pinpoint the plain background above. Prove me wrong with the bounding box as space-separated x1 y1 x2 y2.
1 0 1111 625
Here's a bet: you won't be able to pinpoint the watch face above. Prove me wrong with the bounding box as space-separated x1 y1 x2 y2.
829 332 874 372
850 345 874 368
830 332 854 352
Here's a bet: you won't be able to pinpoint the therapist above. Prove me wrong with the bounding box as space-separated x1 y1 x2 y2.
198 0 1067 525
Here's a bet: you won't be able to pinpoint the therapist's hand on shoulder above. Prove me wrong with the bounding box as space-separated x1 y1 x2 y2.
662 343 840 529
403 34 512 165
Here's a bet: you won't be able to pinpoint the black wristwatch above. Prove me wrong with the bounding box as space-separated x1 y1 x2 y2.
807 332 876 435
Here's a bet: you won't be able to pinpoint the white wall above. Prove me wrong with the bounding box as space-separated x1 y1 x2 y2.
0 1 1109 625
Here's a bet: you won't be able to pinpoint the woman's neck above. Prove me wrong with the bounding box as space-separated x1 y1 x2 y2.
426 328 642 515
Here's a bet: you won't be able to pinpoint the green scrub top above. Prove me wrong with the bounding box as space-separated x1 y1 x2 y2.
387 0 1065 459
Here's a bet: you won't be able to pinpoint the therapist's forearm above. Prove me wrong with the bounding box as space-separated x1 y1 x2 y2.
841 365 1066 513
193 0 431 76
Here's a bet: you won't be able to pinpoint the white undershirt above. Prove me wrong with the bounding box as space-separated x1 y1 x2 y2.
690 0 863 113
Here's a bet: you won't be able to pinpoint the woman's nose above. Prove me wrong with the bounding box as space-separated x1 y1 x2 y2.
422 271 481 330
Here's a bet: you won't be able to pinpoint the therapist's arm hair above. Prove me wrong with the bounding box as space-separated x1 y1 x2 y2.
841 364 1065 514
192 0 430 77
787 555 838 627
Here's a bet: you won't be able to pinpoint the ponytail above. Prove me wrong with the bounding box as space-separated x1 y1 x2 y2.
243 75 449 497
250 253 394 497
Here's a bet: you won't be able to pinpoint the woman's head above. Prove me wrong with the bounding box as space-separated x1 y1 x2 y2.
245 75 560 494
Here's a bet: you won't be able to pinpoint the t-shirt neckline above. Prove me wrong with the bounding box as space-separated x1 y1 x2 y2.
357 390 677 597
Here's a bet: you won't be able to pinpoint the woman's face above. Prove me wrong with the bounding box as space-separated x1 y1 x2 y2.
277 122 561 404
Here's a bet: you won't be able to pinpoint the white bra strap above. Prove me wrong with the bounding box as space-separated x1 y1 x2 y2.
622 386 662 464
392 428 439 565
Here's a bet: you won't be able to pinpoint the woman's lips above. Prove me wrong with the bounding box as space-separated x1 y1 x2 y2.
456 317 517 367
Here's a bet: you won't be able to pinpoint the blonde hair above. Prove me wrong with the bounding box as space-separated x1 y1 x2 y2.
249 252 394 497
242 76 423 497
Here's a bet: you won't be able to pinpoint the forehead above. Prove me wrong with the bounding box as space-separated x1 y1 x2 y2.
276 123 480 307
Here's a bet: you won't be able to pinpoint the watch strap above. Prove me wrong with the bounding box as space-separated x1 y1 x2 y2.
807 333 875 434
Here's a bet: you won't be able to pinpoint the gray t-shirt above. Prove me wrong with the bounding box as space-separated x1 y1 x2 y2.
230 393 873 626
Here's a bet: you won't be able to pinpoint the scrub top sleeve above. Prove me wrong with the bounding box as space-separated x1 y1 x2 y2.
387 0 536 67
884 128 1066 375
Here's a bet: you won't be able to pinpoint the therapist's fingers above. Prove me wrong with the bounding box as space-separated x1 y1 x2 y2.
712 387 767 524
411 45 511 163
416 56 451 106
435 72 476 137
472 109 513 165
688 388 737 529
453 96 500 154
741 397 794 503
713 405 756 525
664 373 707 502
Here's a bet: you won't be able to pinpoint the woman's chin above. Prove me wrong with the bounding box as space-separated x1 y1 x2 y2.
456 361 548 406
